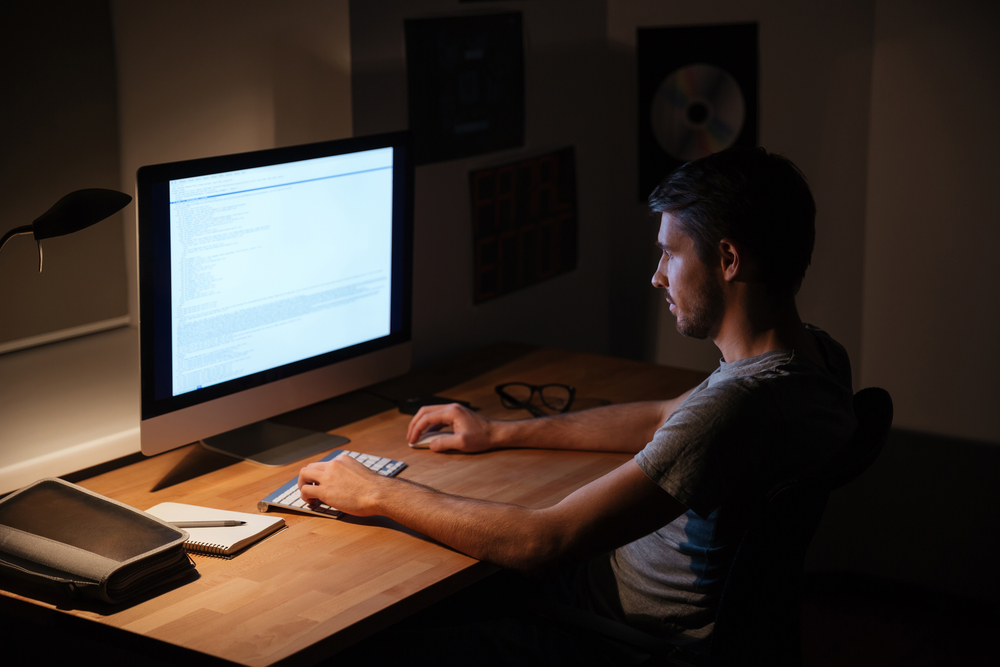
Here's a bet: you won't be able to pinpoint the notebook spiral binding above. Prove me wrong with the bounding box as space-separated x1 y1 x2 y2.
186 541 229 556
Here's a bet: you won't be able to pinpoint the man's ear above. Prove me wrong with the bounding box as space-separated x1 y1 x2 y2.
718 238 743 282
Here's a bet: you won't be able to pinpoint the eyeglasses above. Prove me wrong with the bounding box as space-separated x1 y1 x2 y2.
495 382 576 418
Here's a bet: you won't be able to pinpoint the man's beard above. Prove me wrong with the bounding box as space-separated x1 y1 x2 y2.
674 276 725 340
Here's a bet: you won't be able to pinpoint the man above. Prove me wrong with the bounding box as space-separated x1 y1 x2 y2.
299 148 855 655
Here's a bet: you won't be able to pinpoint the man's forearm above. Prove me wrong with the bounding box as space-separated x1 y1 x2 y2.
299 455 687 573
407 388 695 454
298 456 545 568
363 458 686 572
492 397 688 454
373 478 554 570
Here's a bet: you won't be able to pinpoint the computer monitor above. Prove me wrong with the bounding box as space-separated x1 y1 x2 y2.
136 132 413 466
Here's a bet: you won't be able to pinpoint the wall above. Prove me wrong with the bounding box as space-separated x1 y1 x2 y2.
860 0 1000 443
349 0 611 367
811 0 1000 599
607 1 875 377
113 0 353 322
0 0 128 351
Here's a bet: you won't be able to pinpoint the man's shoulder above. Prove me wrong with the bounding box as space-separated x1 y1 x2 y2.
804 324 853 388
706 325 852 393
666 327 855 451
638 326 856 518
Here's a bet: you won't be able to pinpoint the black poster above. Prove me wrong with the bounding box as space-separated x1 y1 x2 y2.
405 12 525 165
637 23 758 201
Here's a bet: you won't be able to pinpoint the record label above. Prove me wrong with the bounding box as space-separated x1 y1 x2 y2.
650 63 746 162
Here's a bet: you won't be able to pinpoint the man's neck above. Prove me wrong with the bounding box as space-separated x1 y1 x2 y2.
712 289 818 364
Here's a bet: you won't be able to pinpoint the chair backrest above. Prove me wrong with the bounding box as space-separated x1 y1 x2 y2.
820 387 894 490
706 387 893 667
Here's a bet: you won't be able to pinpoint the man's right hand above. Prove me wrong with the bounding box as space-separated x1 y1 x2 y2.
406 403 498 453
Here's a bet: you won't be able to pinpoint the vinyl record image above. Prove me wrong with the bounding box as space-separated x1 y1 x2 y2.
651 64 745 162
636 23 757 201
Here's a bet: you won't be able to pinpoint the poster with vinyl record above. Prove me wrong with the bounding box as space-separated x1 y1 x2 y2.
637 23 758 201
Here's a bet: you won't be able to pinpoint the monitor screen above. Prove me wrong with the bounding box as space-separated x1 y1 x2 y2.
137 132 413 464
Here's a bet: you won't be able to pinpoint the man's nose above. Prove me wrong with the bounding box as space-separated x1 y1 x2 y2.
651 259 667 289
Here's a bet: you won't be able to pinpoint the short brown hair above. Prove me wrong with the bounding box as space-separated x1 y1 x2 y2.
648 148 816 296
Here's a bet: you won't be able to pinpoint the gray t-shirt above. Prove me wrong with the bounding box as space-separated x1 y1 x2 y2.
581 326 855 644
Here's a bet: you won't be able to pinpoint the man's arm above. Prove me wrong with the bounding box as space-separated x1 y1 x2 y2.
298 454 686 572
406 388 696 455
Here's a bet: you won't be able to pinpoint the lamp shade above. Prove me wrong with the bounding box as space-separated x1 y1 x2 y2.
31 188 132 241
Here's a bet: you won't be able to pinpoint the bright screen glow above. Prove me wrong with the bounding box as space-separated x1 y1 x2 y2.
167 147 394 396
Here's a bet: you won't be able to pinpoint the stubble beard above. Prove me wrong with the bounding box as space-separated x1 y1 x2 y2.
673 275 725 340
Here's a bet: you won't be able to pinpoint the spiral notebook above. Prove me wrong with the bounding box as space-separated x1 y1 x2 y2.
145 502 285 558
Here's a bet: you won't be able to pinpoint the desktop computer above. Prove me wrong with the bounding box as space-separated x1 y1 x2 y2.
136 131 413 465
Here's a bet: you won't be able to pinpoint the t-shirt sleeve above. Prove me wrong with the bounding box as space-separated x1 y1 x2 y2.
635 378 778 519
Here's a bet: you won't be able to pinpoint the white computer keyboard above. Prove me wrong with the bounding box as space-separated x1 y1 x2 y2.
257 449 407 518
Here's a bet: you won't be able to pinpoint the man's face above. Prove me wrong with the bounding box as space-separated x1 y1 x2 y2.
651 212 725 340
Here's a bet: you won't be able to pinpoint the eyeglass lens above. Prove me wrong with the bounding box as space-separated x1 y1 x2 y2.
539 385 572 411
500 383 572 412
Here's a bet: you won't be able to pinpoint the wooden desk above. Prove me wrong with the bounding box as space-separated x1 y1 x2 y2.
1 347 706 666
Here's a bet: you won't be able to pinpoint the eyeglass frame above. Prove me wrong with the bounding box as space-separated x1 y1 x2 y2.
494 382 576 418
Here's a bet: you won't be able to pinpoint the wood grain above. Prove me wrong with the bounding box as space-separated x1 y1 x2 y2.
1 347 706 666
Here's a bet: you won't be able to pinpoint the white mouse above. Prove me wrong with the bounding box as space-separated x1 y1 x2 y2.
409 426 454 448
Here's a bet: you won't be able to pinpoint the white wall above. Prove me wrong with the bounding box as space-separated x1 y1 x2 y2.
861 0 1000 443
350 0 612 367
607 1 875 378
113 0 353 322
0 1 128 350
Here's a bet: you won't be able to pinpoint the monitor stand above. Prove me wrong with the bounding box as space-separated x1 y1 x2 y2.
200 420 350 467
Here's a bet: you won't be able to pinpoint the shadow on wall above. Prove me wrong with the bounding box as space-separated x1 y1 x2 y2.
806 427 1000 603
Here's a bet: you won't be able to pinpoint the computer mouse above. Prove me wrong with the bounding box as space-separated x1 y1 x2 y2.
409 426 454 448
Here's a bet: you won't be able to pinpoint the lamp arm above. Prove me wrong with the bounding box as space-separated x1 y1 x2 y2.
1 226 43 272
0 225 34 256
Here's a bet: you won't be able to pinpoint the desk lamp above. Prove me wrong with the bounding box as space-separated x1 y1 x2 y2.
0 188 132 269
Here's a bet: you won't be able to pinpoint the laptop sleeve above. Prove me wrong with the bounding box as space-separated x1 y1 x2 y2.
0 478 195 603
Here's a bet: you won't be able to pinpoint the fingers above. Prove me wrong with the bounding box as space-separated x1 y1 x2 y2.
295 454 350 491
406 405 442 442
296 454 374 511
297 462 325 501
407 402 496 453
407 403 462 443
297 462 326 486
298 479 322 504
428 433 462 452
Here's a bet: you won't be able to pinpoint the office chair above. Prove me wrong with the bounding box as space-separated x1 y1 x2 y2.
538 388 894 667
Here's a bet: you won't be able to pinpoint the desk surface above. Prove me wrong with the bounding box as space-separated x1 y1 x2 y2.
1 346 706 666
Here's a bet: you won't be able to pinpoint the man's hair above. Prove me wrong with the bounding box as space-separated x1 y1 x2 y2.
648 148 816 296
